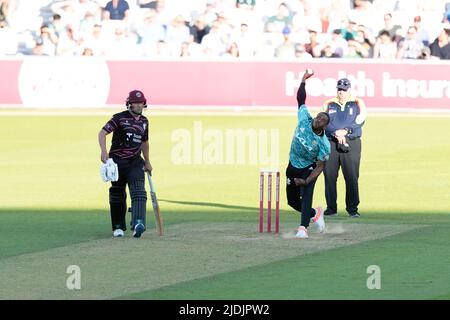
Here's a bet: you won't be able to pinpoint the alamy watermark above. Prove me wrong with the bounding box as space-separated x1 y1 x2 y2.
66 265 81 290
171 121 280 166
366 265 381 290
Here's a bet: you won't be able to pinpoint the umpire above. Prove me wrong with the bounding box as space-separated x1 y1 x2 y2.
322 78 367 217
98 90 152 238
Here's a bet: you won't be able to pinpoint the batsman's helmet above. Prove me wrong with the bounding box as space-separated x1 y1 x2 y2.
126 90 147 108
336 78 351 90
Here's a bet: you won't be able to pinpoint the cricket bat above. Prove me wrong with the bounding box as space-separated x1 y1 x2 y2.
146 172 164 236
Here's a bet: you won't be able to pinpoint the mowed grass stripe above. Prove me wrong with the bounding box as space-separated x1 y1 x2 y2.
1 116 450 212
120 224 450 300
0 222 418 299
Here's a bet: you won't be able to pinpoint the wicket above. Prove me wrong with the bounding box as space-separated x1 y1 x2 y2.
259 169 280 233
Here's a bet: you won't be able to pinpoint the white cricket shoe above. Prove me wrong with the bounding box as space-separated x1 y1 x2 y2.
113 229 124 237
133 222 145 238
295 226 309 239
311 207 325 233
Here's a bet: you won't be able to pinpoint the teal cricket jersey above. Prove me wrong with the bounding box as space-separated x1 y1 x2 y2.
289 104 331 169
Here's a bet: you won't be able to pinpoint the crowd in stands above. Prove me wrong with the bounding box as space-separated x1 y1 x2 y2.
1 0 450 60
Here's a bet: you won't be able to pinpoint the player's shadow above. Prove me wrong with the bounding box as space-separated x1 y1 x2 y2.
159 199 256 211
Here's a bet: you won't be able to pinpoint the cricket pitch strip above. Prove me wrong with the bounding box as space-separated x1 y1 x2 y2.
0 222 420 299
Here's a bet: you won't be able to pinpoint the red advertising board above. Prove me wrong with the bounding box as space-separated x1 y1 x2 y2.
1 58 449 110
0 60 22 104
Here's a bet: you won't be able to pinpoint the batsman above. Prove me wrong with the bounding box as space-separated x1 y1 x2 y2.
98 90 152 238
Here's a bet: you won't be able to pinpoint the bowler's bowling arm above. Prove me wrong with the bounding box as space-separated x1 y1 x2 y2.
297 82 306 108
305 160 325 185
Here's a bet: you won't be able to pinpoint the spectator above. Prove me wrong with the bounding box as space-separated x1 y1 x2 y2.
48 14 66 39
413 15 429 46
353 0 370 10
255 23 284 58
350 0 376 29
392 26 405 48
315 42 341 58
78 0 101 20
275 26 296 59
103 0 129 21
7 0 450 60
0 0 16 26
265 2 292 33
52 0 101 22
355 24 376 57
379 13 401 39
396 26 424 59
373 30 397 59
32 40 46 55
444 4 450 23
190 14 210 44
203 1 219 26
429 24 450 60
305 29 320 57
139 9 165 46
79 11 100 38
418 46 431 60
294 43 313 59
81 47 94 56
56 25 80 56
326 0 349 32
236 0 255 10
223 41 240 58
144 0 168 25
153 39 172 57
50 1 82 32
154 0 166 14
290 4 310 44
216 11 232 43
183 34 203 57
341 20 359 41
330 29 349 57
0 0 7 25
301 4 322 35
319 6 330 34
104 27 139 58
179 41 191 57
36 24 59 56
165 15 190 53
345 39 369 58
201 19 227 57
81 23 106 56
231 23 256 58
138 0 157 9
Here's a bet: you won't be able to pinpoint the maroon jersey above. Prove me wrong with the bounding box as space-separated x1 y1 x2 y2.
102 111 149 160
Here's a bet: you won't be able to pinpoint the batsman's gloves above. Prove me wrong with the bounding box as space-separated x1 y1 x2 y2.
100 158 119 182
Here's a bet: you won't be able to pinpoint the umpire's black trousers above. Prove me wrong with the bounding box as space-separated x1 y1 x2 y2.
323 138 361 215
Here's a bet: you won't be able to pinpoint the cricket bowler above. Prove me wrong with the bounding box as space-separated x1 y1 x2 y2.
286 69 331 239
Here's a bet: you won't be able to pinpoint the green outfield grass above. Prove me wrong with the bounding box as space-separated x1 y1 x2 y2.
0 112 449 300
